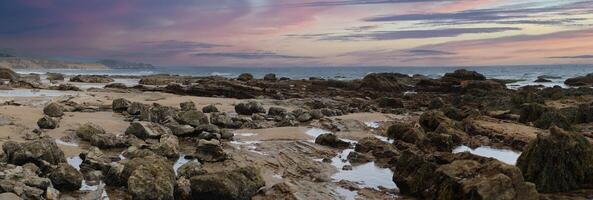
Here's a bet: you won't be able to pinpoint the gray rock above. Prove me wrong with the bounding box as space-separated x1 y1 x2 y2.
151 134 180 159
177 160 206 178
315 133 350 149
126 155 176 200
167 124 195 136
76 123 106 141
3 138 66 165
202 104 219 113
267 107 287 116
127 102 149 115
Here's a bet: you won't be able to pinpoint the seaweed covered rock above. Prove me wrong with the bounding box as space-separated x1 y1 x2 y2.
360 73 408 92
43 102 64 117
76 123 106 141
443 69 486 81
237 73 254 81
70 75 114 83
125 155 176 200
2 138 66 165
125 121 172 139
112 98 131 113
314 133 350 149
519 103 571 130
386 123 425 144
48 163 83 191
393 151 538 200
517 126 593 192
190 167 265 200
564 73 593 86
235 101 266 115
418 111 454 132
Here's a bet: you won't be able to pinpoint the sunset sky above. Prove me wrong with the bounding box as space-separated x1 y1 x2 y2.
2 0 593 67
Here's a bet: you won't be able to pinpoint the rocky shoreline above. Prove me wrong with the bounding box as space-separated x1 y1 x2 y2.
1 67 593 199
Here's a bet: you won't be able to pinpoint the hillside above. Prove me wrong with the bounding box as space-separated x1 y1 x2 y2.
0 57 108 69
97 59 155 69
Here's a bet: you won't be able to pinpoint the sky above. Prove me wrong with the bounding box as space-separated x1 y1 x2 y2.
1 0 593 67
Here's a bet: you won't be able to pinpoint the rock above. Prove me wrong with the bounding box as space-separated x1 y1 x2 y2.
126 155 176 200
69 75 114 83
310 109 324 119
314 133 350 149
360 73 409 92
532 110 571 130
202 104 219 113
354 137 398 163
89 134 128 149
48 163 82 191
387 123 425 144
220 130 234 140
190 167 265 200
46 73 64 81
112 98 131 113
76 123 106 141
104 83 128 89
176 110 209 127
125 121 172 139
43 102 64 117
0 67 18 81
418 111 454 132
565 73 593 86
194 139 226 162
49 83 81 91
177 160 206 178
342 165 352 170
347 151 372 164
267 107 287 116
393 151 538 200
263 73 277 81
2 138 66 165
443 69 486 81
180 101 196 111
149 104 178 124
377 97 404 108
235 101 266 115
517 126 593 192
519 103 548 123
428 97 444 109
151 134 180 159
37 116 58 129
211 112 241 128
296 112 312 122
534 77 552 83
237 73 254 81
0 193 23 200
167 124 195 136
127 102 149 115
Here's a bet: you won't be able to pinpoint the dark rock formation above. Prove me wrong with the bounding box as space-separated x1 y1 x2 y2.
190 167 265 200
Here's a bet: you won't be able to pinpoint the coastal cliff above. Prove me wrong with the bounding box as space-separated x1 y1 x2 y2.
0 56 108 69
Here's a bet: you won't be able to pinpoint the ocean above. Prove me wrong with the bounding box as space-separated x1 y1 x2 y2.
14 64 593 89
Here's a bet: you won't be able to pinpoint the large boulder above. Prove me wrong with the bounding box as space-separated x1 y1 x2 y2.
443 69 486 81
263 73 277 81
0 67 19 81
176 110 209 127
48 163 83 191
149 104 178 124
516 126 593 192
112 98 131 113
564 73 593 86
69 75 114 83
194 139 226 162
125 121 172 139
128 102 149 115
393 151 538 200
360 73 408 92
202 104 219 113
2 138 66 165
43 102 64 117
89 134 128 149
126 155 176 200
386 123 425 144
237 73 254 81
418 111 454 132
235 101 266 115
190 167 265 200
